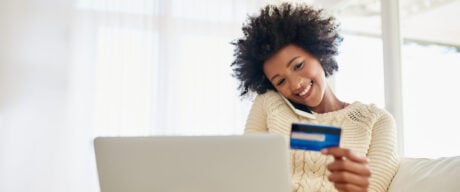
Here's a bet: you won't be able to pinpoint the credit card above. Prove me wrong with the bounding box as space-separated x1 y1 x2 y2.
290 123 341 151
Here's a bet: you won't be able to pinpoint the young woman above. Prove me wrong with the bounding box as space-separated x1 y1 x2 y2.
231 3 398 192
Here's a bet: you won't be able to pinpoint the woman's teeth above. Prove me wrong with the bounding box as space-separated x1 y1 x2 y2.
299 82 313 97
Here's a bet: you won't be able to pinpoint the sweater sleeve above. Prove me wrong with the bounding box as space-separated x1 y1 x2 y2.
368 109 399 192
244 94 269 134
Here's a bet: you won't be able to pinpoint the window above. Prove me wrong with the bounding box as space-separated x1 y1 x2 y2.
335 35 385 108
402 43 460 157
400 0 460 158
332 0 460 158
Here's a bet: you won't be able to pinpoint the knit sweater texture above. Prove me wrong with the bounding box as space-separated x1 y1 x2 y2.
244 90 399 192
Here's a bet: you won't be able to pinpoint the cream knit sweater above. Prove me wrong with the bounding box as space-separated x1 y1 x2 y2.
244 91 399 192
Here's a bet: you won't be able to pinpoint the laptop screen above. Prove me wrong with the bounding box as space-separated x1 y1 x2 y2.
94 134 291 192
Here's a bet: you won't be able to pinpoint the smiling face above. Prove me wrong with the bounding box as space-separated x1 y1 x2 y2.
263 44 328 108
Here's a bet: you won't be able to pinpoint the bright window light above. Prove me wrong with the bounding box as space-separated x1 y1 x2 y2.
402 43 460 158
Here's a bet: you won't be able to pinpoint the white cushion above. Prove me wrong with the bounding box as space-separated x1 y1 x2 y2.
388 156 460 192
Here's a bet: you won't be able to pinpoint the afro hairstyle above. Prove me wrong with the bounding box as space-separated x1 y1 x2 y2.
231 3 343 96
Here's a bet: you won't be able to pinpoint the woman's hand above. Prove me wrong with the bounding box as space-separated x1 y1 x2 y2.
321 147 371 192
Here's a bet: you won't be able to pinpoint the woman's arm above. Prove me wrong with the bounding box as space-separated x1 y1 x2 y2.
322 108 399 192
366 110 399 192
244 94 269 134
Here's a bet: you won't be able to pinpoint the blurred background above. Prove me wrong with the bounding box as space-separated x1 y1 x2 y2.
0 0 459 191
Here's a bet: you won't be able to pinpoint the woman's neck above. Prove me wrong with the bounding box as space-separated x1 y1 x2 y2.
309 86 347 114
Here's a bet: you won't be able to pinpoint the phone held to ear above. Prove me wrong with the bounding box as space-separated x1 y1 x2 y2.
281 96 316 119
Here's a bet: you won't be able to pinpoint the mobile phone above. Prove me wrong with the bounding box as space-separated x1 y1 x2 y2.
281 96 316 119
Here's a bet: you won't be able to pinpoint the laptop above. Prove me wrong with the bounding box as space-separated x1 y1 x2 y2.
94 134 291 192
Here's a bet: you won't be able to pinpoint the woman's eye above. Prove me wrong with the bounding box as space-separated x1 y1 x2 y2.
294 62 304 71
276 79 286 86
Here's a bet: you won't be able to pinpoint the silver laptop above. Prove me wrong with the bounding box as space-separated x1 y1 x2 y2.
94 134 291 192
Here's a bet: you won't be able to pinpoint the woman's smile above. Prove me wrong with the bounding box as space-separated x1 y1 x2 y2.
297 81 313 98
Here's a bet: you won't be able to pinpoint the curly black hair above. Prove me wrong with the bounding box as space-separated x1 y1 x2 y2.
231 3 343 96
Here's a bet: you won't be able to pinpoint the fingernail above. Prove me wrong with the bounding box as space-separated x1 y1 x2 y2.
320 149 327 154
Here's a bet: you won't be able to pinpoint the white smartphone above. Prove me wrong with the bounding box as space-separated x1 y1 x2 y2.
280 95 316 119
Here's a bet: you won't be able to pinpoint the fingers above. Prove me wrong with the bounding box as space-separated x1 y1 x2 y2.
321 147 371 192
327 158 371 176
334 182 369 192
328 169 370 188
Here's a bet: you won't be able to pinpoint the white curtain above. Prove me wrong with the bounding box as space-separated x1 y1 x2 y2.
74 0 265 136
0 0 268 191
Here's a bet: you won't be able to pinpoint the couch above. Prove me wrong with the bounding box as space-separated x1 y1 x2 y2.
388 156 460 192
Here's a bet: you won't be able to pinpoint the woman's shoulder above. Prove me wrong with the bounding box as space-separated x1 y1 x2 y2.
347 101 394 121
254 90 283 103
253 90 288 111
256 90 280 98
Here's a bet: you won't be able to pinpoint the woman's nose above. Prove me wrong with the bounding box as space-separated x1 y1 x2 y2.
288 77 302 91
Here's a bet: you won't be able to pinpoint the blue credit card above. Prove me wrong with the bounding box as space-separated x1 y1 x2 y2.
290 123 341 151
